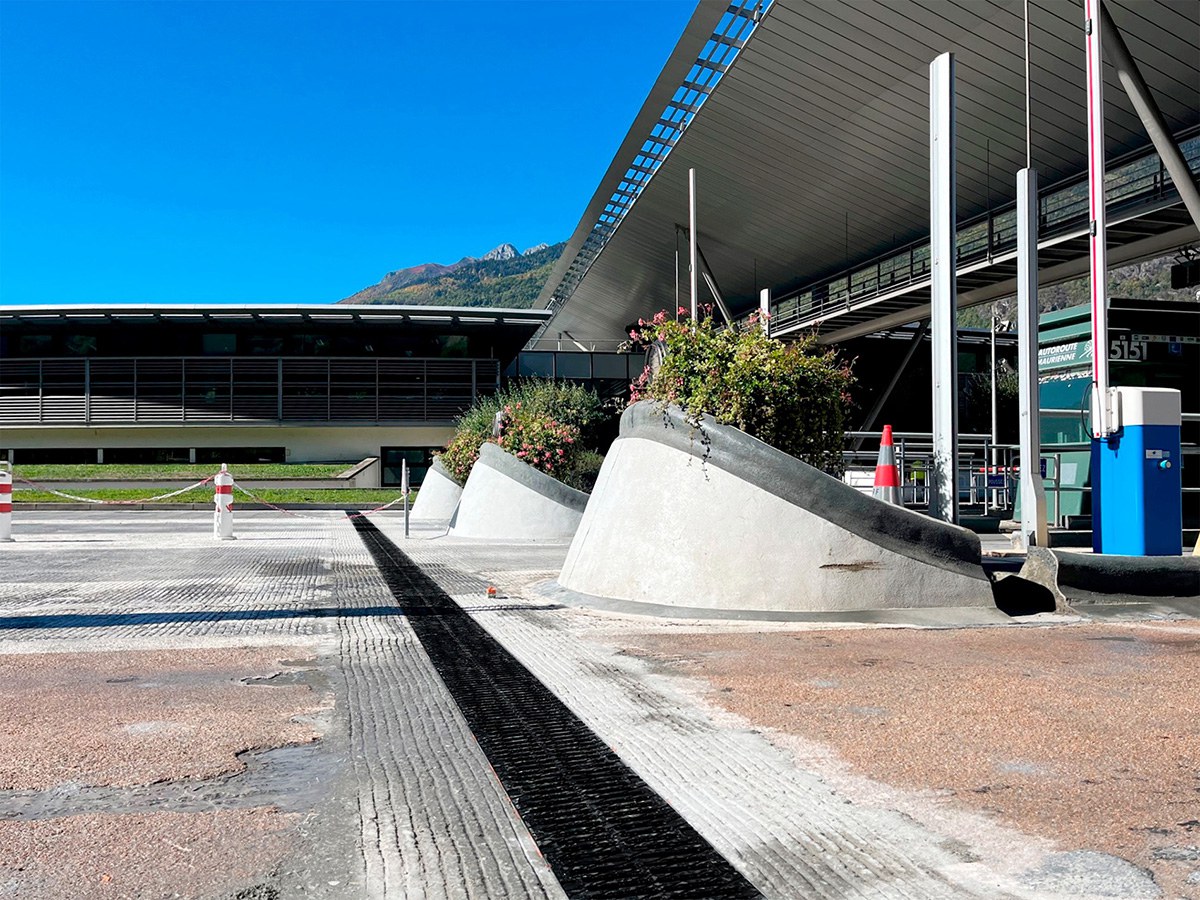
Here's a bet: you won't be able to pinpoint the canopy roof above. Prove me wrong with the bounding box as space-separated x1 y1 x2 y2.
538 0 1200 343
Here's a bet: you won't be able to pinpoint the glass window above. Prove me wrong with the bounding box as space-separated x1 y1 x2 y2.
380 447 437 487
592 354 632 380
554 353 591 379
518 353 554 378
203 333 237 354
65 334 98 355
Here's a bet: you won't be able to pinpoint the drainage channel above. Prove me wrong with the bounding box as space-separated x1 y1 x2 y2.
351 517 760 900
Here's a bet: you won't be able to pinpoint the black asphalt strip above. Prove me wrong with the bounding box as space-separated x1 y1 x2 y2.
351 517 761 900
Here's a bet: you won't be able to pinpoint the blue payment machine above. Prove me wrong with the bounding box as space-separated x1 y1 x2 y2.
1092 387 1183 556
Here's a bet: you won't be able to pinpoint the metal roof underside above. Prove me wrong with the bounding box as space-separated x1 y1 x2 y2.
538 0 1200 343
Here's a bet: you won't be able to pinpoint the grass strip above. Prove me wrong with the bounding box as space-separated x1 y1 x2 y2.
13 488 414 504
12 463 352 481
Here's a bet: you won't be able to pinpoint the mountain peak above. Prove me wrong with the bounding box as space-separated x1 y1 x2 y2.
480 243 520 262
338 240 565 308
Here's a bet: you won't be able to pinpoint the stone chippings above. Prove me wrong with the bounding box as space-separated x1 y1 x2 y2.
623 623 1200 900
0 647 328 791
2 509 1191 899
1 511 562 900
389 524 1179 900
0 808 298 900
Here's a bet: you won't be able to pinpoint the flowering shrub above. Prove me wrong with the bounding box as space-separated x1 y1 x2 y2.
494 408 578 478
438 379 604 488
631 309 855 475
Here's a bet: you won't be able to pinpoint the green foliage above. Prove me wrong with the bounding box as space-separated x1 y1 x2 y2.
345 243 566 309
439 379 606 489
631 310 855 475
561 449 606 493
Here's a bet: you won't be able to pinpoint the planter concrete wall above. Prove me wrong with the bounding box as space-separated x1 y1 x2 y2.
410 457 463 522
559 403 993 613
450 442 589 540
1019 546 1200 610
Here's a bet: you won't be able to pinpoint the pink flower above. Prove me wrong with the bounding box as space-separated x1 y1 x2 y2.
678 306 687 316
557 448 564 456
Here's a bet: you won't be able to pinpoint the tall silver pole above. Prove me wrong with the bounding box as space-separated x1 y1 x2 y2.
759 288 771 337
1084 0 1112 437
689 167 699 329
675 244 680 321
1017 168 1049 549
990 313 998 511
401 458 410 539
929 52 959 524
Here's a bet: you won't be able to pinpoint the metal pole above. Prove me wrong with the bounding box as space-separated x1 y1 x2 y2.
402 458 410 539
759 288 771 337
1084 0 1112 437
1017 167 1049 548
675 239 680 321
1099 1 1200 231
689 167 698 328
990 312 998 508
929 52 959 524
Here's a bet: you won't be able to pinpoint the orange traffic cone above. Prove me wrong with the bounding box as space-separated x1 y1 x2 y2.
872 425 901 505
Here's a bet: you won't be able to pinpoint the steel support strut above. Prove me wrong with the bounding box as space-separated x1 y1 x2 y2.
929 52 959 523
1084 0 1112 437
1099 1 1200 232
1017 168 1049 548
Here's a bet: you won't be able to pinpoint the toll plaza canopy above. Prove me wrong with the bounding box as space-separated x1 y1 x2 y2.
536 0 1200 346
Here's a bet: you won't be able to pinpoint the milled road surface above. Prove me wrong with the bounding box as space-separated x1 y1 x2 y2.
1 509 1193 899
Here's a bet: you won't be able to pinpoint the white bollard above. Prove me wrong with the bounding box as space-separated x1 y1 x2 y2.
0 469 12 542
213 463 235 540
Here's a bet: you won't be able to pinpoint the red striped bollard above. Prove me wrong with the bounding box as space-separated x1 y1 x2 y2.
0 469 12 542
213 463 235 541
872 425 901 506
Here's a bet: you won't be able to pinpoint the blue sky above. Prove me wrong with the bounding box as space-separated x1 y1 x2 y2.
0 0 695 305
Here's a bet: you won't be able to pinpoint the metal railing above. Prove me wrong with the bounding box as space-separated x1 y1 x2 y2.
761 130 1200 334
0 356 500 426
846 428 1200 528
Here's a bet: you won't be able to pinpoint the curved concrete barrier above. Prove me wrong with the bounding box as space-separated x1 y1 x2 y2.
559 403 993 613
410 457 463 522
450 442 589 540
1019 547 1200 613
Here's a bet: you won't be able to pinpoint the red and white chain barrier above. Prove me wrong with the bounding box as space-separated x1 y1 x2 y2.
230 481 410 521
0 466 410 541
10 473 215 505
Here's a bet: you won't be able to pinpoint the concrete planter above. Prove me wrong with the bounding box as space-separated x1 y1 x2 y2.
559 402 993 613
410 457 463 522
450 442 589 540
